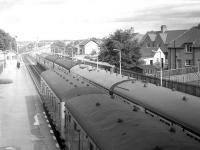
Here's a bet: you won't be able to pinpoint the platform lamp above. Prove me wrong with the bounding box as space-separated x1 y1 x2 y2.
152 49 163 86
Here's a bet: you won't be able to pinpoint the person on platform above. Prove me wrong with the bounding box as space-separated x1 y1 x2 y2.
17 61 20 69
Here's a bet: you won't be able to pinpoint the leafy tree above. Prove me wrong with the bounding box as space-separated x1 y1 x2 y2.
51 41 66 53
99 28 141 69
192 23 200 29
0 29 16 51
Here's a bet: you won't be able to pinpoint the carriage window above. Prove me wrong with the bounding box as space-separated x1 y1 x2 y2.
69 115 71 123
74 121 77 130
89 143 94 150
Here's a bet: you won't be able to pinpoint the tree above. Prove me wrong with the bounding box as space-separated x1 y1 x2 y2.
51 41 66 53
99 28 141 69
192 23 200 29
0 29 16 51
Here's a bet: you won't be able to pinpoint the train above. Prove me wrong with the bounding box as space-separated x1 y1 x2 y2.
35 53 200 149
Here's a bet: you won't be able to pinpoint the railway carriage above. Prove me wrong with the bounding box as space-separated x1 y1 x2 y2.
40 70 104 140
40 70 200 150
37 53 200 143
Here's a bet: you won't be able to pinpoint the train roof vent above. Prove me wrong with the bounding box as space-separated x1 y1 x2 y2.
132 79 136 83
66 79 69 82
81 81 84 84
143 83 147 87
172 88 176 91
152 146 163 150
70 82 73 85
86 84 89 87
117 118 123 123
74 85 77 88
182 96 187 101
121 132 127 136
169 126 176 133
96 102 100 107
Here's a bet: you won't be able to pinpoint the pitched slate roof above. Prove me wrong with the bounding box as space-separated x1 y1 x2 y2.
168 28 200 47
143 29 187 45
79 39 99 46
148 33 157 42
140 47 158 58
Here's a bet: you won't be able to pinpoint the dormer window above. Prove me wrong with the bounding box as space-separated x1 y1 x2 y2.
185 44 192 53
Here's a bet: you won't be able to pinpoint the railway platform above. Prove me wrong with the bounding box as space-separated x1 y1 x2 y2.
0 58 59 150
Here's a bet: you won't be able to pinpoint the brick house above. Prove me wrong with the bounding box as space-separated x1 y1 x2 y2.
141 25 187 67
168 28 200 69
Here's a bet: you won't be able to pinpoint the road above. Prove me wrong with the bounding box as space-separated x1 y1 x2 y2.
0 57 59 150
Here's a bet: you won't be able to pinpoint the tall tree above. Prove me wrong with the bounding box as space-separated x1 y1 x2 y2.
0 29 16 51
51 41 66 53
99 28 141 69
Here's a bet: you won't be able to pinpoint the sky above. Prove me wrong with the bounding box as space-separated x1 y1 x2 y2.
0 0 200 41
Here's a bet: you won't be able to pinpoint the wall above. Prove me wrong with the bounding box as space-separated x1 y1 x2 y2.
143 57 153 65
153 48 165 64
84 41 99 55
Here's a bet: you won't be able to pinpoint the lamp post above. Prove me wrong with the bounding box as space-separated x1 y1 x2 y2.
113 49 121 75
96 46 100 70
152 49 163 86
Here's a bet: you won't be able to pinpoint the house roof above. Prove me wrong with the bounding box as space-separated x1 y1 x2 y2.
140 47 159 58
164 30 186 44
79 39 99 46
143 29 187 45
148 33 157 42
168 28 200 47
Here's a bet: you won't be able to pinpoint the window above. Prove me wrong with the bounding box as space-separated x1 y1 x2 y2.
185 60 192 66
150 60 153 65
89 143 94 150
74 121 77 130
185 44 192 53
69 115 71 123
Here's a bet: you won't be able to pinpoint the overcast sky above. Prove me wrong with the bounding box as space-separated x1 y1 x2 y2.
0 0 200 41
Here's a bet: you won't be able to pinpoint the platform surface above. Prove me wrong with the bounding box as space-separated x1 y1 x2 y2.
0 58 58 150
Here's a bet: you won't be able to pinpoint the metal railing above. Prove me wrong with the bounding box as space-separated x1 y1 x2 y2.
156 66 199 77
114 68 200 97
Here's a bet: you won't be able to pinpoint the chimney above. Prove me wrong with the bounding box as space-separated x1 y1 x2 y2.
161 25 167 33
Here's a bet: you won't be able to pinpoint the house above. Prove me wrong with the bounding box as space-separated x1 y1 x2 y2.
140 47 165 66
141 25 187 66
168 27 200 69
78 39 100 55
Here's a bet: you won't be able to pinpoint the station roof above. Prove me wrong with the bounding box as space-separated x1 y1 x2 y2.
67 94 200 150
37 53 49 58
55 58 79 70
45 54 60 62
112 80 200 135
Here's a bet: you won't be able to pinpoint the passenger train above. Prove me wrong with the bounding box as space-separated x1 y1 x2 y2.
35 53 200 149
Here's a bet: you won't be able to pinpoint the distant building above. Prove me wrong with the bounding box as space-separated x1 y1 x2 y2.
140 47 165 66
168 27 200 69
141 25 187 67
78 40 100 55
